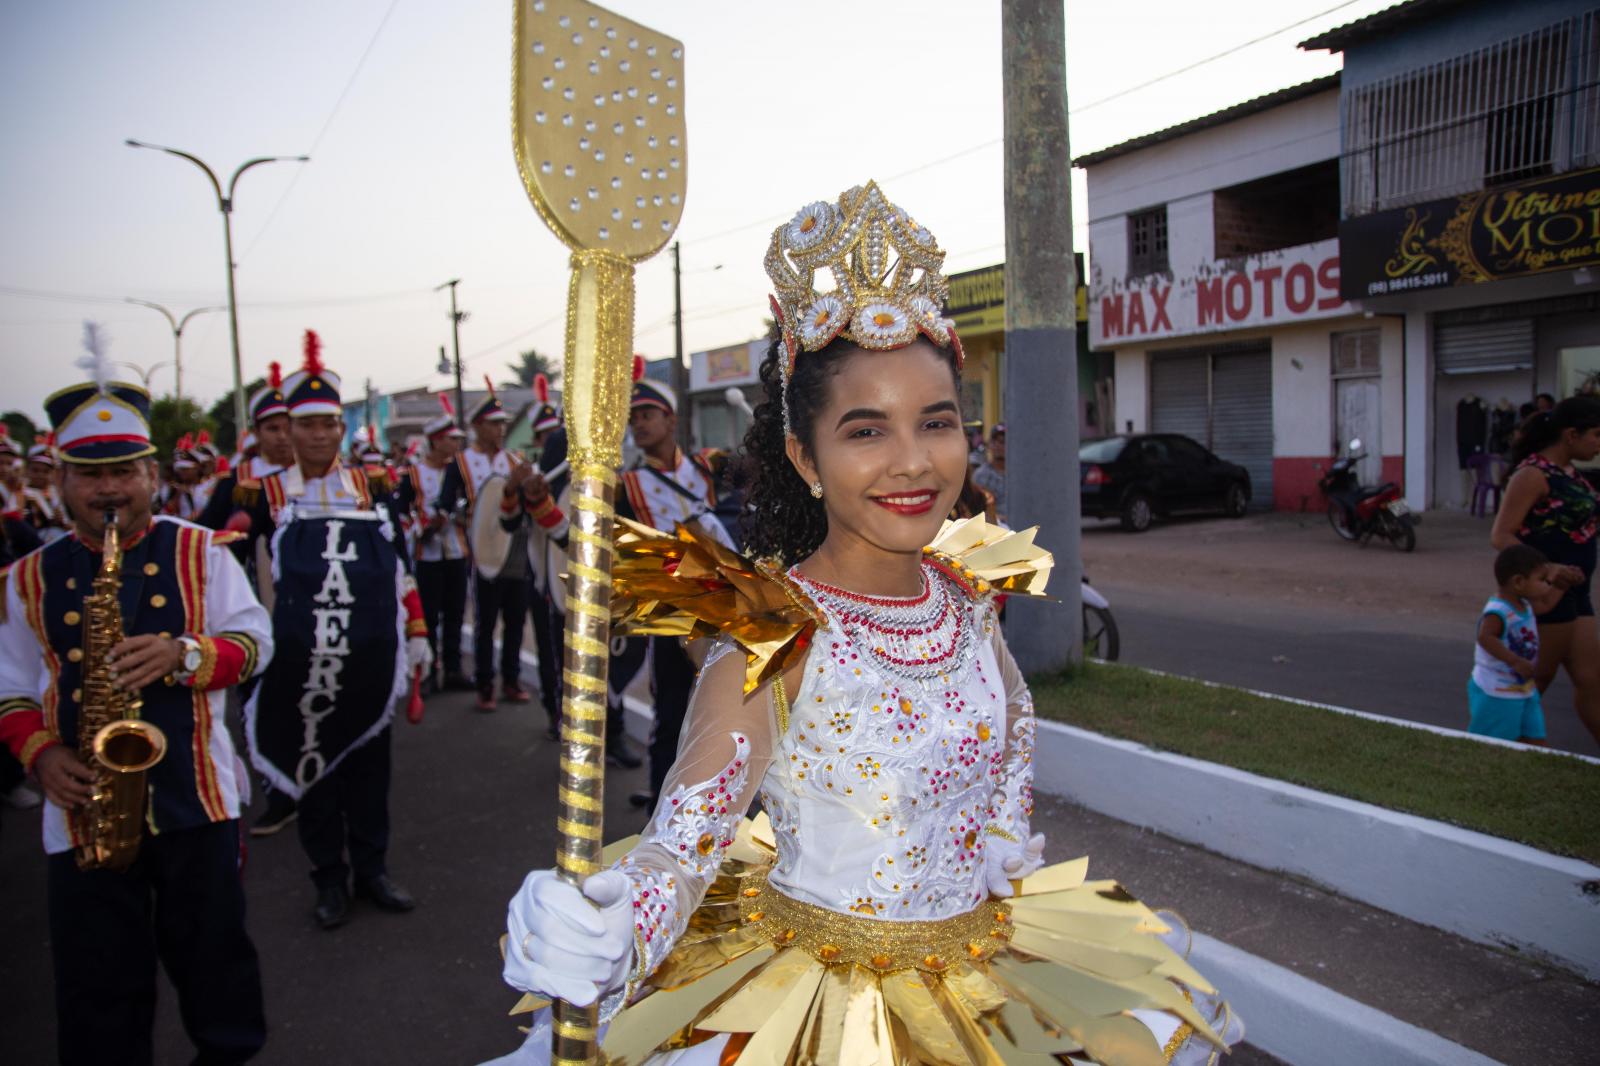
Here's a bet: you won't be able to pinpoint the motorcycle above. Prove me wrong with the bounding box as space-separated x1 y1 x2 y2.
1082 576 1119 661
1318 437 1418 552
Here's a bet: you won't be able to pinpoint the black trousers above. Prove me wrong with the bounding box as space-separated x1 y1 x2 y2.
528 580 564 722
473 573 527 690
47 819 265 1066
296 726 392 890
648 636 698 801
416 557 468 676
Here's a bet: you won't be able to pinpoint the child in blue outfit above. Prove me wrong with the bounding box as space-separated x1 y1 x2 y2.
1470 545 1558 744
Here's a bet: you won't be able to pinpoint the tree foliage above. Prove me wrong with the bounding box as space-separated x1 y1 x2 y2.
1 411 39 449
505 348 559 390
148 395 214 461
204 377 266 454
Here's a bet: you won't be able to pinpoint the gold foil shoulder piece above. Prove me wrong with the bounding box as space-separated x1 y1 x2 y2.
610 518 822 693
924 514 1056 600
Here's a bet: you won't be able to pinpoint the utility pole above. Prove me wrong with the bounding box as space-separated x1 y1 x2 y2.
1001 0 1081 673
672 241 690 451
125 140 308 432
436 279 467 429
125 300 223 407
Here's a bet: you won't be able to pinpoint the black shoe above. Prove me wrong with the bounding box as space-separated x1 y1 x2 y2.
442 672 475 692
355 874 416 912
628 789 655 809
314 884 350 930
545 724 561 741
607 741 643 769
250 793 298 837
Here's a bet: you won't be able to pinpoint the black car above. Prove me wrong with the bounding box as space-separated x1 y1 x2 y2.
1080 434 1252 532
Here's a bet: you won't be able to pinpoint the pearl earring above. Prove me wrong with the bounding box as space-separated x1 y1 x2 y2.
810 481 824 499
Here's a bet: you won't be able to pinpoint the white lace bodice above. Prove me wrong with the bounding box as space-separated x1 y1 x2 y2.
606 565 1036 1012
761 585 1016 919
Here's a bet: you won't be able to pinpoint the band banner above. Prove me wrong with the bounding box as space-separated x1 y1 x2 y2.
246 512 406 799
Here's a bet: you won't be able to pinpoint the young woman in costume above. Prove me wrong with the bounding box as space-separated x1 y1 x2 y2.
496 182 1242 1065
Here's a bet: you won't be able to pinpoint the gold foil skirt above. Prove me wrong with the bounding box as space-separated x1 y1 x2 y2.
513 822 1235 1066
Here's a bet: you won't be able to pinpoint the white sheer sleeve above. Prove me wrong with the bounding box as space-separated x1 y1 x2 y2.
986 616 1036 847
604 638 781 1017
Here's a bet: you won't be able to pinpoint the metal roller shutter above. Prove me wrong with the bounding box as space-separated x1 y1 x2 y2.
1211 350 1274 508
1150 354 1208 442
1435 320 1534 374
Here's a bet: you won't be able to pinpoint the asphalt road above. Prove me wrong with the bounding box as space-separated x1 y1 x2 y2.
1100 579 1598 757
1077 510 1600 758
1 683 1295 1065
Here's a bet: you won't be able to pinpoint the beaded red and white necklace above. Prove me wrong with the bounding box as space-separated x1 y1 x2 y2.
790 562 975 682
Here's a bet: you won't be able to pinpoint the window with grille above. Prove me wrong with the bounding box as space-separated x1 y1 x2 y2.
1331 329 1381 378
1341 8 1599 215
1128 206 1168 276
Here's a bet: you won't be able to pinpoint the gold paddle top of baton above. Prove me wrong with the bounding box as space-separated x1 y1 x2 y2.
513 0 687 261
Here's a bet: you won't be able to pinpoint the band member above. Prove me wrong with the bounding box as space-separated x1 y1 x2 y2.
0 425 24 517
513 378 567 737
198 363 294 538
238 330 430 930
395 396 472 693
198 365 301 839
615 369 735 807
23 433 68 541
0 323 271 1065
162 434 203 519
436 377 531 712
189 429 221 515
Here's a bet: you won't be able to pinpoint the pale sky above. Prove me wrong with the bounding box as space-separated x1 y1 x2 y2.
0 0 1395 421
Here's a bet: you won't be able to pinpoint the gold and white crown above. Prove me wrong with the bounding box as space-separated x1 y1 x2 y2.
765 181 962 375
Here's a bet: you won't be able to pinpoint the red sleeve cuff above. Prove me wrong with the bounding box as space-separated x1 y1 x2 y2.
191 634 256 690
401 587 426 633
527 496 564 529
0 701 56 770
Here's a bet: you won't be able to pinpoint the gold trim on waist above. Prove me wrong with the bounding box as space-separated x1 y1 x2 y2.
737 873 1012 976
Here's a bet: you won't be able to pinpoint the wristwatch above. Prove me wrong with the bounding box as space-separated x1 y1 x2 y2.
174 635 204 683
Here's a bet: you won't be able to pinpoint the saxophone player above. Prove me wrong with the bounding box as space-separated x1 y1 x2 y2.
0 325 273 1066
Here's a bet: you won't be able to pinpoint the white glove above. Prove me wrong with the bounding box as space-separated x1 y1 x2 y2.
503 869 635 1006
406 636 434 672
985 832 1046 898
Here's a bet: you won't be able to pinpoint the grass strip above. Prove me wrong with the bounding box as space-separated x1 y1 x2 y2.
1029 662 1600 865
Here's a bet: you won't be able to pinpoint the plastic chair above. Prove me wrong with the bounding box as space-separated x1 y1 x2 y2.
1467 453 1507 517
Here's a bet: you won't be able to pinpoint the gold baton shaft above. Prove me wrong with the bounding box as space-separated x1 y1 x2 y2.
551 250 634 1065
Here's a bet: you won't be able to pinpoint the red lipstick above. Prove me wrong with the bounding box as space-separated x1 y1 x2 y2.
869 489 938 516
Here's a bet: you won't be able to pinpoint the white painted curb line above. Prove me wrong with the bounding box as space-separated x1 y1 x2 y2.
1189 933 1503 1066
1034 719 1600 981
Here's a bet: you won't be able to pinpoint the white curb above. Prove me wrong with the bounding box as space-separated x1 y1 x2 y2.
1189 933 1504 1066
1034 719 1600 981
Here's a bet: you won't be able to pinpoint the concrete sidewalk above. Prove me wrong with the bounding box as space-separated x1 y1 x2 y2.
1033 791 1596 1066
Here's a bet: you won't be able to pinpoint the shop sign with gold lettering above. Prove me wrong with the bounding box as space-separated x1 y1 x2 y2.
1339 167 1600 299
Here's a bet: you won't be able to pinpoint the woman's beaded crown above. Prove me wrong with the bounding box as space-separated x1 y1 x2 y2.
765 181 962 378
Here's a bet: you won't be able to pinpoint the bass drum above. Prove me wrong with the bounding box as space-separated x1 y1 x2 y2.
471 474 513 579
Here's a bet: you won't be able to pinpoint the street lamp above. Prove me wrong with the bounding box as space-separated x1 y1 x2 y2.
125 299 223 406
435 279 467 428
114 359 176 390
125 139 309 432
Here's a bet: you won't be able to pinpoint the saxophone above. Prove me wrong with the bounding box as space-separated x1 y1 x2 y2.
73 508 167 872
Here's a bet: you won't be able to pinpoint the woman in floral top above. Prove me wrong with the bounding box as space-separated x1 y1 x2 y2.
1492 395 1600 743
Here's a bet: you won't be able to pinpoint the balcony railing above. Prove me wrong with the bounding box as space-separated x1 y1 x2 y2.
1341 7 1599 216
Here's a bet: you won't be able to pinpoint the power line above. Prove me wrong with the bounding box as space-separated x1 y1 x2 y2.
1071 0 1366 115
0 283 433 310
675 1 1365 249
236 0 404 263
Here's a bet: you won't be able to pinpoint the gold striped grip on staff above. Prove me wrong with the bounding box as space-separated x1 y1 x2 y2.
551 247 636 1065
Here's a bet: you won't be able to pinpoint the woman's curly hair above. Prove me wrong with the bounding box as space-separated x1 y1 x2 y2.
739 334 960 567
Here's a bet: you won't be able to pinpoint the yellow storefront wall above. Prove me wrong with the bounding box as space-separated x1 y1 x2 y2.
946 262 1088 431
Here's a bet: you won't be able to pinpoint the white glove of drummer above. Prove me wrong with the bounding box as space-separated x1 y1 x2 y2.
503 869 635 1006
985 832 1046 898
406 636 433 672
